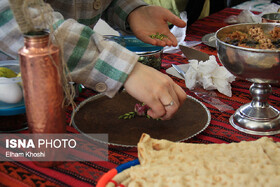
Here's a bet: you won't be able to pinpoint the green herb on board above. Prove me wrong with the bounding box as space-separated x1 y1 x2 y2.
119 103 161 120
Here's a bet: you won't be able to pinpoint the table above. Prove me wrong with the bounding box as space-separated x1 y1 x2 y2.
1 7 280 187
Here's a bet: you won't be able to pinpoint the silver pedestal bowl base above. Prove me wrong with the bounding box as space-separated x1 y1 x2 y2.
229 83 280 135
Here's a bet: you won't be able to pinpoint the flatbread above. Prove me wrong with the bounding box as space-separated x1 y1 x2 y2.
107 134 280 187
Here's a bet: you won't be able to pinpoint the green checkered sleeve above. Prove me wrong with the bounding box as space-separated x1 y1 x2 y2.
0 1 139 98
54 19 139 97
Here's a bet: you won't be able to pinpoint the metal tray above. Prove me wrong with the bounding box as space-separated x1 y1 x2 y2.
72 92 211 147
202 32 216 48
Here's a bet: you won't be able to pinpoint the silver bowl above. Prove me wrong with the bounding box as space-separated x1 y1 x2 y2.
262 13 280 23
216 23 280 135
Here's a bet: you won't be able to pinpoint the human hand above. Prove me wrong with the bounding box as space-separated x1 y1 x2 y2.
127 6 186 47
124 63 187 120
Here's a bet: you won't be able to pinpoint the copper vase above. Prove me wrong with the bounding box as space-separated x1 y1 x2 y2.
18 30 66 167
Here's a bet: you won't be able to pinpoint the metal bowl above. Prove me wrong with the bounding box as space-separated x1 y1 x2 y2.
103 35 163 70
262 13 280 23
216 23 280 135
136 50 162 70
216 23 280 83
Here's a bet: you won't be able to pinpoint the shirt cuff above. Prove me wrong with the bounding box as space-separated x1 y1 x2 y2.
84 36 139 98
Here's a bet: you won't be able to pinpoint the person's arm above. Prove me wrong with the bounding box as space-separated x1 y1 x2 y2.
0 0 23 60
127 5 186 47
102 0 186 47
1 0 138 98
2 0 187 119
53 19 138 98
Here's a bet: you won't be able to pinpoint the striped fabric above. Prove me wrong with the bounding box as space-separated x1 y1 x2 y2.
0 0 147 97
0 0 24 59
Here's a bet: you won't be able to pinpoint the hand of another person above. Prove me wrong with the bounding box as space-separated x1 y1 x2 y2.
127 5 186 47
124 63 187 120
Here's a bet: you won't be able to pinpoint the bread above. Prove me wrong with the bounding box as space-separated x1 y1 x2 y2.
107 133 280 187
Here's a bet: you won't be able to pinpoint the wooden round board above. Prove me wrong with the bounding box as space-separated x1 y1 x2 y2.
72 92 211 147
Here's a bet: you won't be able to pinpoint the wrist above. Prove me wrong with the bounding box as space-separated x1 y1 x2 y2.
127 5 148 26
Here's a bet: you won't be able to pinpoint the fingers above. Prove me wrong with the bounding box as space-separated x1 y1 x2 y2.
161 11 186 47
137 34 171 47
159 88 180 120
147 78 187 120
144 27 181 47
128 5 186 47
146 98 166 119
142 33 176 47
165 33 178 47
147 92 177 120
124 63 186 120
146 95 178 121
138 35 158 46
159 83 186 120
161 37 173 47
173 83 187 105
165 11 186 28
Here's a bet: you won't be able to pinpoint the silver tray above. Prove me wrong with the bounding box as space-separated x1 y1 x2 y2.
202 32 216 48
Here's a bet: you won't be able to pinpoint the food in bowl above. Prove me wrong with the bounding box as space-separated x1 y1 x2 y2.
137 50 162 70
216 23 280 81
0 65 23 104
0 67 18 78
0 60 25 116
222 25 280 49
0 77 23 103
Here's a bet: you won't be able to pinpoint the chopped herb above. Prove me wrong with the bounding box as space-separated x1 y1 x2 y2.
119 112 135 119
150 32 168 40
119 103 161 120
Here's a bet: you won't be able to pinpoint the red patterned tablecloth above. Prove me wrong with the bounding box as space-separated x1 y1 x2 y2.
1 8 280 187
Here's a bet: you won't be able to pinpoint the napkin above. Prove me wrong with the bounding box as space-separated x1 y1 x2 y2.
166 55 236 97
163 11 201 54
225 3 280 24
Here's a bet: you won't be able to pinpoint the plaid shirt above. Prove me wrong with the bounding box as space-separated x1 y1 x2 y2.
0 0 147 97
